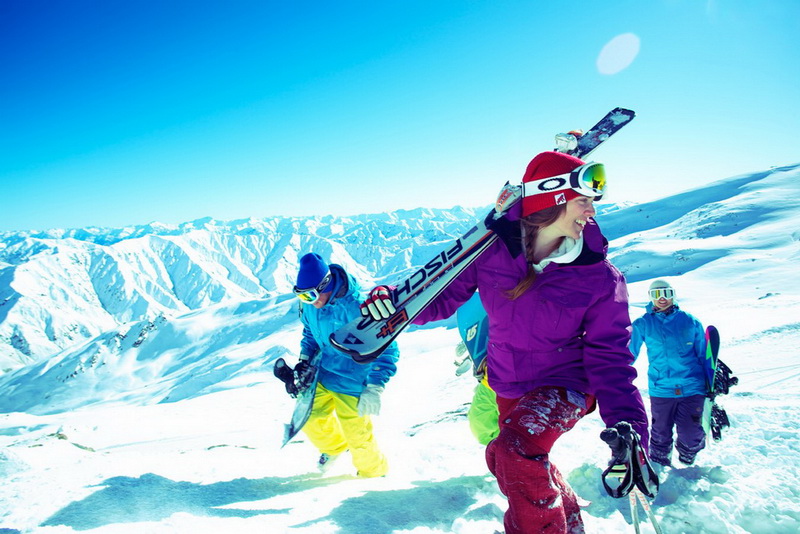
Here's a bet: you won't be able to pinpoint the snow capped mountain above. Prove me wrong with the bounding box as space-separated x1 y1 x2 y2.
606 164 800 289
0 206 483 370
4 163 799 373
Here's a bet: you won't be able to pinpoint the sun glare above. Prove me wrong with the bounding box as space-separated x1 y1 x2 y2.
597 33 641 75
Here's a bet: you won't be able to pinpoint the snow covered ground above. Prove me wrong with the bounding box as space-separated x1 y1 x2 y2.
1 318 798 534
2 163 800 533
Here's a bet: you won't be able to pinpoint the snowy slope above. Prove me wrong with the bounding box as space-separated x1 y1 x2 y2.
1 163 800 533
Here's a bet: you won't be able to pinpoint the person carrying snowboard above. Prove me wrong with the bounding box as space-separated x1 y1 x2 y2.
453 292 499 445
290 252 399 477
630 279 707 466
362 151 650 534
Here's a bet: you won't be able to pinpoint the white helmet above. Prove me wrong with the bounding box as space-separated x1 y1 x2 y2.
648 279 675 301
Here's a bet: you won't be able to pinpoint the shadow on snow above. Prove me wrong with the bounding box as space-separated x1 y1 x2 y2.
294 475 502 534
41 472 341 530
41 472 502 532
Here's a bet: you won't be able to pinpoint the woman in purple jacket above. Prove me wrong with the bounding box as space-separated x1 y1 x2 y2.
366 151 650 534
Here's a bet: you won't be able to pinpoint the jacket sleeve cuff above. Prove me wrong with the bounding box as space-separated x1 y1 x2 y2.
299 351 316 362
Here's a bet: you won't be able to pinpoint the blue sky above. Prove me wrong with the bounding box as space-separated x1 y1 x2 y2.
1 0 798 232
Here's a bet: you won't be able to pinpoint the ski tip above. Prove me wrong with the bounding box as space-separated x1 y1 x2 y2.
329 334 382 364
350 352 380 364
329 334 359 355
612 107 636 117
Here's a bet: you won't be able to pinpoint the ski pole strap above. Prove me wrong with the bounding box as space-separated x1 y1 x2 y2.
600 423 635 498
602 462 635 499
600 421 660 499
630 431 660 498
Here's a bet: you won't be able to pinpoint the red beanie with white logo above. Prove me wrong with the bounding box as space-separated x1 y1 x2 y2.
521 151 585 217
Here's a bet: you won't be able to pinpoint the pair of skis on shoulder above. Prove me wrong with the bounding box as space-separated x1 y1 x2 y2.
329 107 636 363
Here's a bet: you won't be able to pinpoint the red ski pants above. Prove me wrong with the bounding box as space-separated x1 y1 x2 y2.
486 387 595 534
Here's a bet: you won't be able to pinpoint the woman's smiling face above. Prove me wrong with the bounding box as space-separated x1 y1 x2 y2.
547 196 597 239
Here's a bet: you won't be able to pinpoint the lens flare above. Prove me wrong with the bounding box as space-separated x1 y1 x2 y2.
597 33 641 75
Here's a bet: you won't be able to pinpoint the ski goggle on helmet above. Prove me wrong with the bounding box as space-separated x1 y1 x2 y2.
523 162 607 201
649 287 676 300
293 272 333 304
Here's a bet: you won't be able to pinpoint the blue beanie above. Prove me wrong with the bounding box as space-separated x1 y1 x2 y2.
296 253 329 289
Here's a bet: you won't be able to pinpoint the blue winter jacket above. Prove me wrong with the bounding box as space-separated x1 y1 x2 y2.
299 264 399 397
630 303 706 398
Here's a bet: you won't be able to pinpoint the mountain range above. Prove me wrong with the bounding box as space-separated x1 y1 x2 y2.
0 206 485 370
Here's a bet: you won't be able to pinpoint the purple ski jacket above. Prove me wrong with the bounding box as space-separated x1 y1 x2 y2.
413 207 649 443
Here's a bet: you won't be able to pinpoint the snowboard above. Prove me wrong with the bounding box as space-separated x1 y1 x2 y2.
329 108 636 363
275 354 321 448
701 325 738 442
455 292 490 374
702 325 720 393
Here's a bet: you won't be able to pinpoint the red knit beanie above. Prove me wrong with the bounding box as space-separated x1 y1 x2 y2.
521 151 586 217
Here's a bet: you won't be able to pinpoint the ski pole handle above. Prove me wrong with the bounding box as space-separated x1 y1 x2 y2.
600 427 620 446
614 421 633 437
601 421 634 462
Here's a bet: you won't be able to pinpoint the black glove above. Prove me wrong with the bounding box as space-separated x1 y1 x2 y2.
294 360 317 392
601 421 633 463
273 358 299 397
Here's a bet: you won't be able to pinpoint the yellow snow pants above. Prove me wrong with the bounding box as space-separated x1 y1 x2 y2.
302 383 388 478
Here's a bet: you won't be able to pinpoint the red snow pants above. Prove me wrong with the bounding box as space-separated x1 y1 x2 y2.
486 386 595 534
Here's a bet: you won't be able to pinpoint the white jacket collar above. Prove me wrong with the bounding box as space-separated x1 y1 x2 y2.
531 234 584 273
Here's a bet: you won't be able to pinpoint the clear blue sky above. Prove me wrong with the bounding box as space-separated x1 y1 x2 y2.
1 0 798 232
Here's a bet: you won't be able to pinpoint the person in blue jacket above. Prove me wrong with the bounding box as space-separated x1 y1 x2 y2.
293 252 399 477
630 279 707 466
